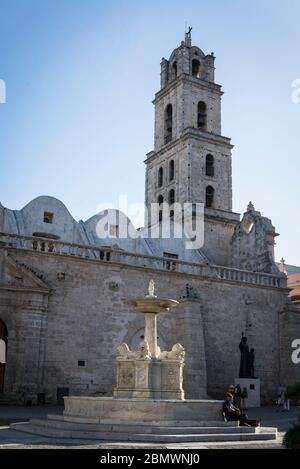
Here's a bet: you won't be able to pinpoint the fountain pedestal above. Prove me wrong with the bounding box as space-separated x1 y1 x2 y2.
114 344 185 400
113 295 185 400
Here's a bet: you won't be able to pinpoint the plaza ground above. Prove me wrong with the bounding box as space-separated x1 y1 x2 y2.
0 405 298 449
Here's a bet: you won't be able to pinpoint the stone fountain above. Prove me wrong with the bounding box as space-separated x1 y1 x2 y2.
55 281 225 424
114 279 185 400
10 281 278 443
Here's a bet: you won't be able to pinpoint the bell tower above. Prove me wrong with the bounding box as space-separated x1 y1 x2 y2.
144 30 240 265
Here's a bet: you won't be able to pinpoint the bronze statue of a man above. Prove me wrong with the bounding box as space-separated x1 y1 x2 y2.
239 335 255 378
239 335 249 378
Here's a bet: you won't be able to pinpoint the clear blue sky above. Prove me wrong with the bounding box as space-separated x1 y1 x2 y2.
0 0 299 264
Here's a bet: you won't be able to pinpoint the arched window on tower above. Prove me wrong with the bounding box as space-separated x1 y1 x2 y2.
164 104 173 144
171 61 177 80
158 167 163 187
169 160 174 181
157 195 164 222
205 186 215 208
192 59 201 78
206 154 214 177
198 101 207 130
168 189 175 205
157 195 164 205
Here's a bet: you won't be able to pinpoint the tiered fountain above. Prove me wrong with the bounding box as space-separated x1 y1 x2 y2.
114 279 185 400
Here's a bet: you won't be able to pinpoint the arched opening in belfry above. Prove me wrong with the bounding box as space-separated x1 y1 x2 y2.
168 189 175 205
157 195 164 206
206 154 214 177
171 61 177 80
0 319 8 394
205 186 215 208
169 159 175 181
157 195 164 222
192 59 201 78
164 104 173 144
158 167 163 187
198 101 207 129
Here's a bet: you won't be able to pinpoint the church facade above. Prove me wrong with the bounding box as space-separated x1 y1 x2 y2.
0 32 299 405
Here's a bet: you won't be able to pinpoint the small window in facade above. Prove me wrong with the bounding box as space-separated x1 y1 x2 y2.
206 186 215 208
109 225 119 237
163 252 178 271
169 159 175 181
192 59 201 78
43 212 53 224
78 360 87 367
168 189 175 205
198 101 207 129
170 210 174 220
164 104 173 144
206 154 214 177
100 250 111 261
157 195 164 205
158 166 163 187
171 61 177 80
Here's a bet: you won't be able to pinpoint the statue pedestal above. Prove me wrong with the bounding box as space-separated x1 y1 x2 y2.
235 378 261 408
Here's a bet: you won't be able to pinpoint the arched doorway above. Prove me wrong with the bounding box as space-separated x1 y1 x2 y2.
0 319 8 393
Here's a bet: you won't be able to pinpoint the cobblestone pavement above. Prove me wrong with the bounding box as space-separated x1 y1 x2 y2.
0 405 298 449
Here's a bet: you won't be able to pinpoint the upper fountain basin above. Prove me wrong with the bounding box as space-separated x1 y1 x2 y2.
126 298 179 314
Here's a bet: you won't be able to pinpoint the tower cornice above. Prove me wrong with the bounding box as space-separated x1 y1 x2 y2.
154 75 223 105
145 128 233 164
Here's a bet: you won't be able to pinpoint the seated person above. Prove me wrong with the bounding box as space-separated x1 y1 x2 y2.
222 393 260 427
227 385 236 405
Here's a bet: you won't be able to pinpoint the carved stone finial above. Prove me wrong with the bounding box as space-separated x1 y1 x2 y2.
171 343 186 361
247 201 255 212
279 257 287 275
116 343 131 358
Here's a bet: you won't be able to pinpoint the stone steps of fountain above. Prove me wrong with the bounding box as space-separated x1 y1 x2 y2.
11 420 277 443
28 418 256 434
49 414 236 427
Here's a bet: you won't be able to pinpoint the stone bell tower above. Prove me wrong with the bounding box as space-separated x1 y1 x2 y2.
144 30 240 265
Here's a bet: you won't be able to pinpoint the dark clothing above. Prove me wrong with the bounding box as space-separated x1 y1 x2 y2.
223 400 235 419
222 400 259 427
239 338 249 378
225 412 248 425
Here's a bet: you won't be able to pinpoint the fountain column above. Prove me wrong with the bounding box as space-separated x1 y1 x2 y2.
144 313 157 357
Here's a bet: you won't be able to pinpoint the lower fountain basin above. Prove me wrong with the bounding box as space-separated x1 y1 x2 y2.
63 396 223 423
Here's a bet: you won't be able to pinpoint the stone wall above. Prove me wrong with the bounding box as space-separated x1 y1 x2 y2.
0 251 49 401
0 246 292 404
279 306 300 387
